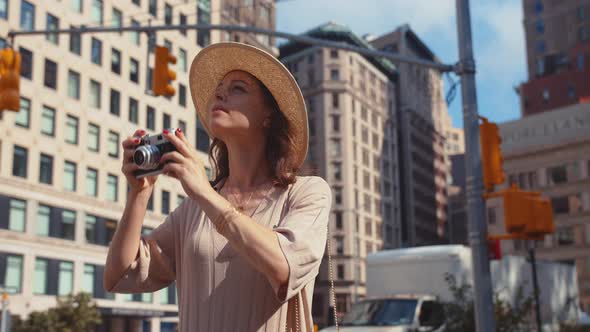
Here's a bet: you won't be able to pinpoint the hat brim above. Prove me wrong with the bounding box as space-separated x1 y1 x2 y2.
189 42 308 169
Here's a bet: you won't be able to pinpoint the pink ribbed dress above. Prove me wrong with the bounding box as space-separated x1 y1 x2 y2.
110 176 332 332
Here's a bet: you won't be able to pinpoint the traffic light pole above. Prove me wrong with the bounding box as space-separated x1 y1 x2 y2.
455 1 497 331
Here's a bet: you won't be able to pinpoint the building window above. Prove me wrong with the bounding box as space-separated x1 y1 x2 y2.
88 123 100 152
332 162 342 181
108 49 121 76
92 0 103 24
108 131 119 158
129 98 139 124
41 106 56 136
197 0 211 47
20 0 35 31
178 120 186 134
67 70 80 100
331 69 339 81
578 54 585 71
579 6 587 20
39 153 53 185
330 138 341 157
109 89 120 116
112 7 122 29
535 20 544 34
337 264 344 279
547 165 567 185
162 190 170 214
163 113 171 129
64 161 77 191
86 168 98 197
177 194 185 207
7 198 26 232
557 228 574 246
332 115 341 132
0 253 23 294
34 259 74 296
179 48 187 72
567 83 575 99
335 212 343 229
196 119 209 152
89 80 102 108
130 58 139 83
147 106 156 130
107 174 118 202
19 47 33 79
0 0 8 20
15 97 31 128
334 187 342 205
149 0 158 16
330 49 339 59
534 1 543 13
147 192 154 211
179 14 187 35
69 26 81 55
164 3 173 24
12 145 27 178
65 115 79 145
179 84 187 107
44 59 58 90
130 19 140 45
46 13 59 44
90 38 102 65
86 215 117 246
160 283 177 305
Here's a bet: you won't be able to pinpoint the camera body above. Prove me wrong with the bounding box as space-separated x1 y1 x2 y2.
133 128 178 178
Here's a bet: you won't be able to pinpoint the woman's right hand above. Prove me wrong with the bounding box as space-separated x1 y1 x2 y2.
121 129 158 194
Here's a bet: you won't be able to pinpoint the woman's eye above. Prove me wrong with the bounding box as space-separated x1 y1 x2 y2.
232 86 246 92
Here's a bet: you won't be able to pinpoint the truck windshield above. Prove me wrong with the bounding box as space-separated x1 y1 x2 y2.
341 299 418 326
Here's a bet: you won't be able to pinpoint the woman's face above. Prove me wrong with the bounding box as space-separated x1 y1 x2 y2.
207 70 272 139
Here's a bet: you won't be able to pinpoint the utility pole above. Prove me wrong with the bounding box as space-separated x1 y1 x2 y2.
455 0 497 331
0 291 8 332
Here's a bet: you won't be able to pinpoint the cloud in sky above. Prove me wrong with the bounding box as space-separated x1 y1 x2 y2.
276 0 526 127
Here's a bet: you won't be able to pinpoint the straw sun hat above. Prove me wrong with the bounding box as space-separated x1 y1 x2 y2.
189 42 309 169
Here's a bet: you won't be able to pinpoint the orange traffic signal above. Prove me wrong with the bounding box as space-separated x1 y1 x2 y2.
0 48 21 112
489 184 555 239
479 117 505 191
153 46 177 97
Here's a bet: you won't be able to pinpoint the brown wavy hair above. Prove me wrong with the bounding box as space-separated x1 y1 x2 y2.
210 78 299 188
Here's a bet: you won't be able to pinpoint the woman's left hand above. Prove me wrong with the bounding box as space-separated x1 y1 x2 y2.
160 128 213 202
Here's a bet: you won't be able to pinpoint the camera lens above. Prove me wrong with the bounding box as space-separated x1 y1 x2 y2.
133 150 145 165
133 145 161 170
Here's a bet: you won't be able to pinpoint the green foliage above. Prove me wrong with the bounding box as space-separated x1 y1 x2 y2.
11 292 101 332
443 273 535 332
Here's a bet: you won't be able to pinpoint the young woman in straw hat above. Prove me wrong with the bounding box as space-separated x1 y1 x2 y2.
104 42 332 332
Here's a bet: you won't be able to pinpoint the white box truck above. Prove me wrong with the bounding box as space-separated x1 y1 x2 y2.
320 245 580 332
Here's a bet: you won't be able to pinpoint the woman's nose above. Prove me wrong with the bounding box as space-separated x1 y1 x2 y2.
215 87 226 101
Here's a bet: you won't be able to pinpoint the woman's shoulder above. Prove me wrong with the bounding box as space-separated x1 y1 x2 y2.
289 176 332 198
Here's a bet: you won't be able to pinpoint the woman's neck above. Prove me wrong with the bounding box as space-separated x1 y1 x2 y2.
224 138 272 190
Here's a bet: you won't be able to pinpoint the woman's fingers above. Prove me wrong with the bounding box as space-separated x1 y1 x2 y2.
122 136 141 149
121 162 140 174
164 129 192 158
160 151 186 165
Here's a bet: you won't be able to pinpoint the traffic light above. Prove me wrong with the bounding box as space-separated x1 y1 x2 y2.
0 48 21 112
153 46 177 97
491 184 554 239
479 117 505 191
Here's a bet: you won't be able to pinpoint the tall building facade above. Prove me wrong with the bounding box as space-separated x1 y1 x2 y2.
486 102 590 310
280 23 401 326
219 0 276 54
0 1 219 331
520 0 590 116
370 25 452 246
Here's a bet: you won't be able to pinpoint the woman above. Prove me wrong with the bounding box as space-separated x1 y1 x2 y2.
104 42 332 332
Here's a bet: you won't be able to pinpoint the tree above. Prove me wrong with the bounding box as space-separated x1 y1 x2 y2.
11 292 101 332
443 273 535 332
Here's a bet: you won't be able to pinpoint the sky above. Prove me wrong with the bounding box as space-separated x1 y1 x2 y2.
275 0 527 128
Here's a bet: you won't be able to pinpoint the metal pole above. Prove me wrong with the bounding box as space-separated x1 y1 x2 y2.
529 247 543 332
455 1 496 331
0 292 8 332
7 24 453 72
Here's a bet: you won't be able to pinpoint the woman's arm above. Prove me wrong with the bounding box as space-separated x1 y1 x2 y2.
199 187 290 288
103 188 152 291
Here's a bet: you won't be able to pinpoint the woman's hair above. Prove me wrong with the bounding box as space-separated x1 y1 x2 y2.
209 78 298 188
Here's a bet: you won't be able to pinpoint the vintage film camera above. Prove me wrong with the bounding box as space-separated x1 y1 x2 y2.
133 129 178 178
